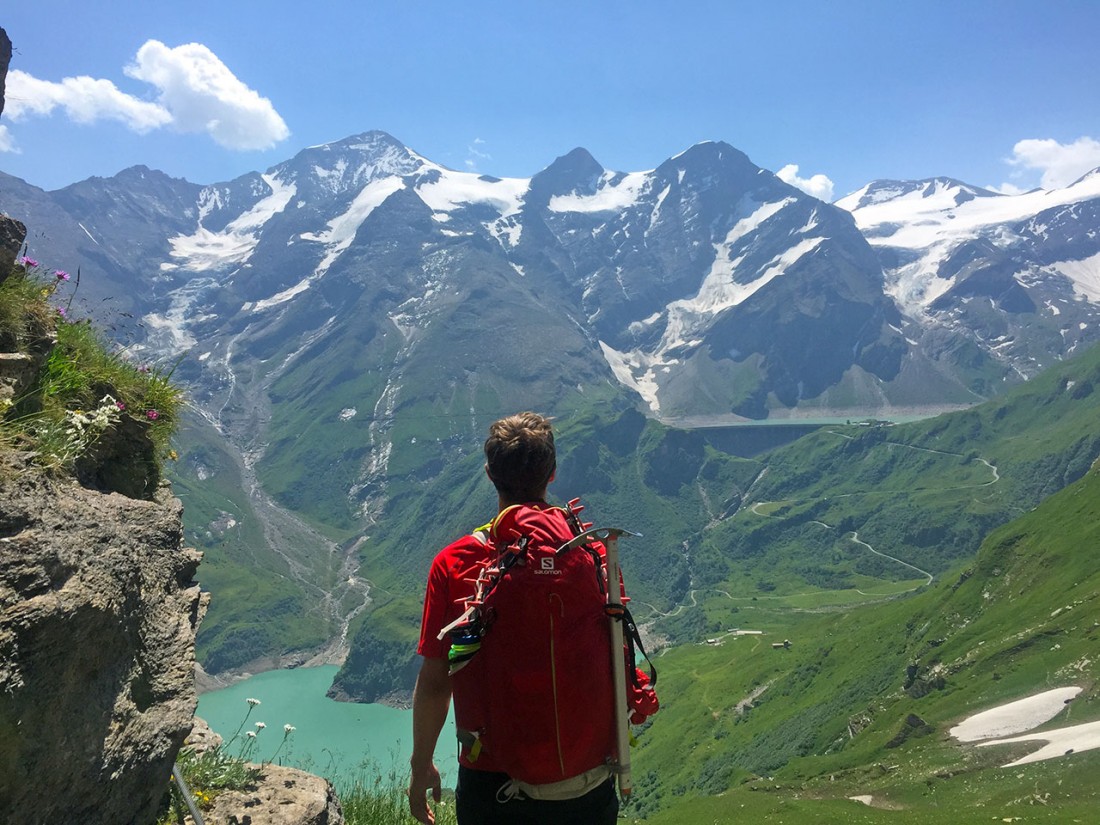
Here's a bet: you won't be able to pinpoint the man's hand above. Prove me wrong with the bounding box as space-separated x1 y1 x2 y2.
408 657 452 824
408 761 442 824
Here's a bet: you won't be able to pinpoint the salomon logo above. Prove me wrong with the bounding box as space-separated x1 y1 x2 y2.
535 556 562 576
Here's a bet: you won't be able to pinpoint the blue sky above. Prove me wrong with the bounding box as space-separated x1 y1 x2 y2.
2 1 1099 200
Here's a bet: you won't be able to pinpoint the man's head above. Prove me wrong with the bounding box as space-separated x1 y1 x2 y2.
484 411 556 504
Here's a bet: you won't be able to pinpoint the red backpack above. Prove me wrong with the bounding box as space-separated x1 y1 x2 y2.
440 500 656 787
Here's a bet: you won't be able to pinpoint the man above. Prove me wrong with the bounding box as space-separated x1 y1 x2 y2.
408 411 620 825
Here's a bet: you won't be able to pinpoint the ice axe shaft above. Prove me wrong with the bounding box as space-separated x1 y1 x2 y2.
605 530 633 798
556 526 640 798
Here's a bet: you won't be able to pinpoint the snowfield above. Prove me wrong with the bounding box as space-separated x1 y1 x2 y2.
950 686 1100 767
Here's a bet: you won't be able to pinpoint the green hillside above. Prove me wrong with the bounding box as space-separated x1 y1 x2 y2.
628 450 1100 821
170 412 331 671
331 344 1100 702
687 342 1100 611
331 405 764 700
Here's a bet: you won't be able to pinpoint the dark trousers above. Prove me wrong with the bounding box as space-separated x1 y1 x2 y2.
455 766 619 825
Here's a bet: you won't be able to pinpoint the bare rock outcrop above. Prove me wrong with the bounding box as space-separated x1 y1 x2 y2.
0 214 26 277
180 718 344 825
187 763 344 825
0 452 206 824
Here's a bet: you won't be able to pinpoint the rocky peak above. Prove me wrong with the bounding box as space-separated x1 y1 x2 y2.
527 146 605 204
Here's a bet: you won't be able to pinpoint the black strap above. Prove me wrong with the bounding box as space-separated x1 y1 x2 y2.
605 604 657 688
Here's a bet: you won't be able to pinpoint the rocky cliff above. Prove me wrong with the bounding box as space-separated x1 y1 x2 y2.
0 210 344 825
0 210 204 823
0 452 205 824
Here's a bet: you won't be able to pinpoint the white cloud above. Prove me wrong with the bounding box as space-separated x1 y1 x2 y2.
125 40 289 150
0 125 18 153
1005 137 1100 190
985 181 1028 196
465 137 491 171
2 40 288 151
776 164 835 202
5 68 172 131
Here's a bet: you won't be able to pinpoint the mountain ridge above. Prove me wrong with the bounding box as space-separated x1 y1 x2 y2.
3 130 1100 676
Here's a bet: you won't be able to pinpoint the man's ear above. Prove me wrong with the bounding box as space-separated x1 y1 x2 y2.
485 463 493 481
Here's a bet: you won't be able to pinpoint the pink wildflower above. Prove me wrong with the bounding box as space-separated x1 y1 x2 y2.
56 306 68 319
55 270 70 281
116 401 127 411
20 256 39 269
146 409 159 421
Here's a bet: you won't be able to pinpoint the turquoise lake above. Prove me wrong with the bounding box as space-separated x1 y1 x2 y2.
196 665 457 787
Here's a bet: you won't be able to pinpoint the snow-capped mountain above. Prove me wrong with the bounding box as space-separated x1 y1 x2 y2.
837 172 1100 376
7 130 1100 677
5 132 1100 506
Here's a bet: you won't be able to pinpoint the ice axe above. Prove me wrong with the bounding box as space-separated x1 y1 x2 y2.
557 526 641 799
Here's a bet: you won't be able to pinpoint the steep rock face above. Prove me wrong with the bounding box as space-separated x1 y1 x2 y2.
0 454 205 825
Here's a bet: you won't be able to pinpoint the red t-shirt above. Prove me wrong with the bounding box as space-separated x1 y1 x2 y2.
419 524 524 773
416 531 492 660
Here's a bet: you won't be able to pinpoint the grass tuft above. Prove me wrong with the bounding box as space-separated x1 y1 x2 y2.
0 257 184 478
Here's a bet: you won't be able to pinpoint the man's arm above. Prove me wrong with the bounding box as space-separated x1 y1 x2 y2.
408 656 452 825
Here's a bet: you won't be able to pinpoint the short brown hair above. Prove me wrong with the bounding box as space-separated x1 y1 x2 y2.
484 412 556 502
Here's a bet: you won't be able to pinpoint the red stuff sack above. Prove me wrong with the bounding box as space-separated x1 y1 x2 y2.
446 503 617 785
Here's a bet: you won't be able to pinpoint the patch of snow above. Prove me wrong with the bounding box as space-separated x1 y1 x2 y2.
1050 251 1100 302
166 174 296 272
599 341 664 414
416 168 527 217
950 687 1082 742
548 171 652 213
338 408 357 421
628 312 663 335
312 158 349 193
667 228 819 340
141 276 220 354
648 184 672 233
978 720 1100 767
883 242 959 317
77 222 100 246
488 215 523 249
